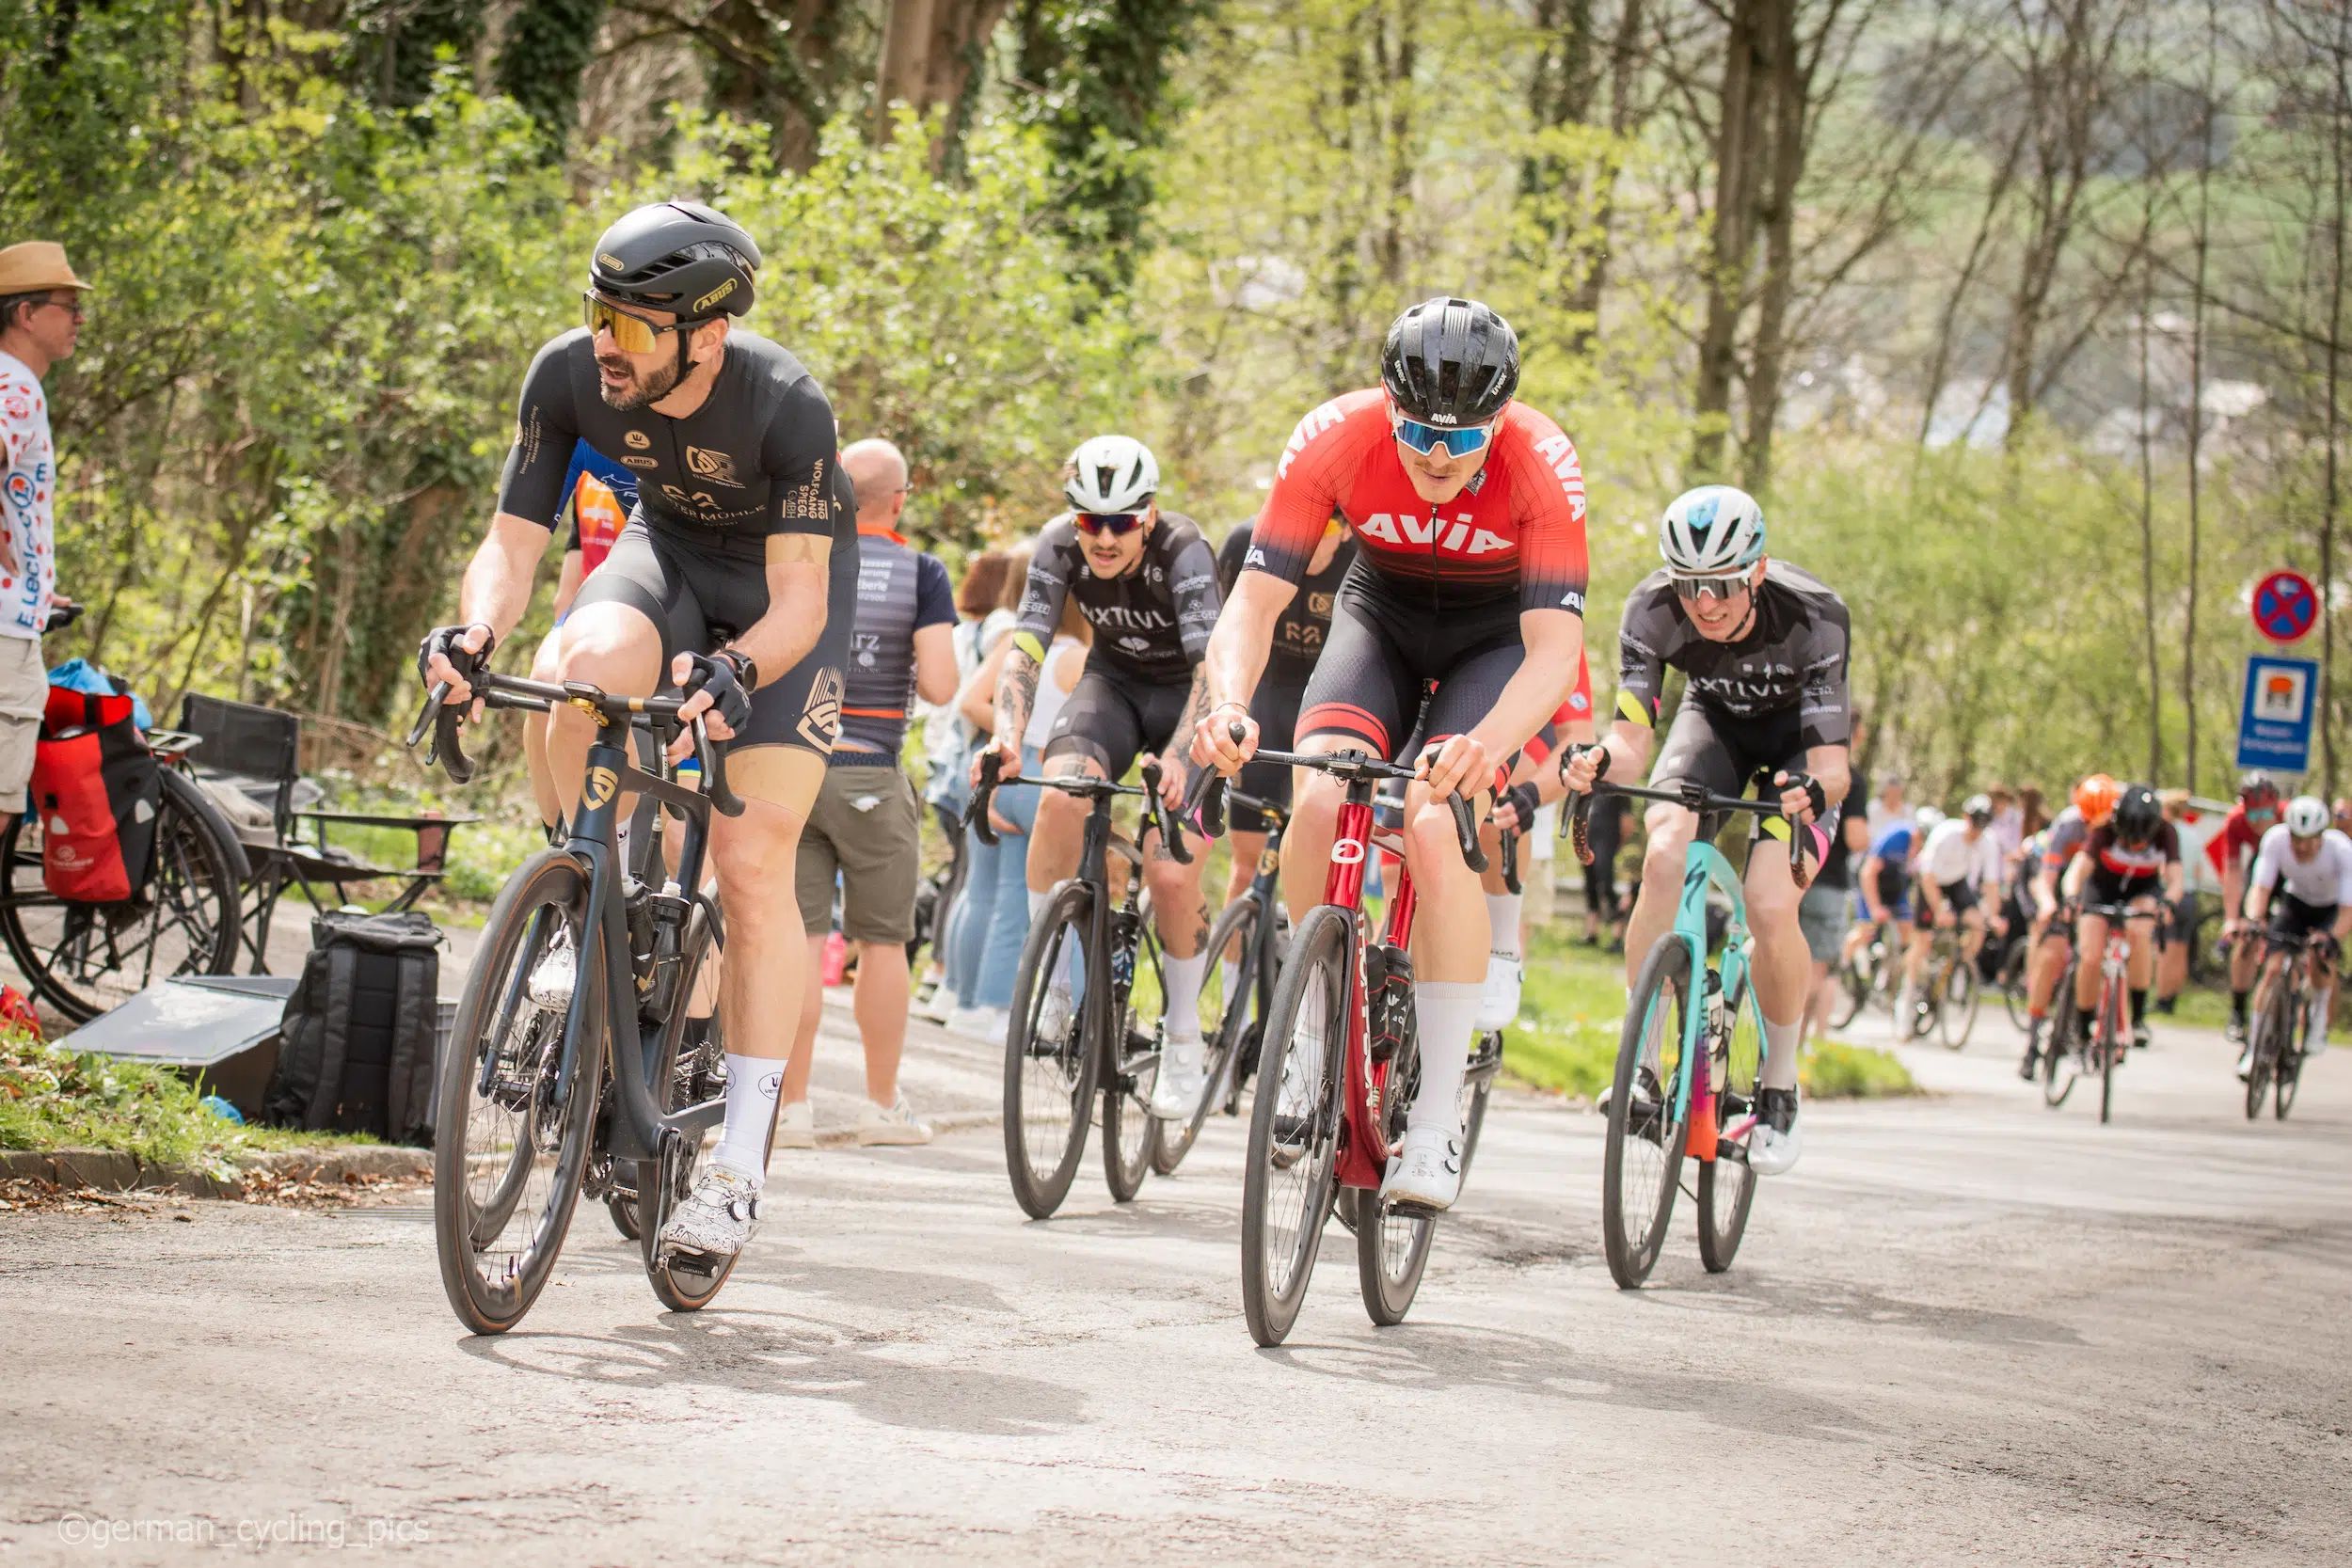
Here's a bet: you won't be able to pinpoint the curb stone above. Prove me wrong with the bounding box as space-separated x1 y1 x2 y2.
0 1145 430 1197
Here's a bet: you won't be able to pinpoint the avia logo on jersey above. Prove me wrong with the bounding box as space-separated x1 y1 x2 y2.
1276 399 1352 479
1355 514 1513 556
1531 433 1588 521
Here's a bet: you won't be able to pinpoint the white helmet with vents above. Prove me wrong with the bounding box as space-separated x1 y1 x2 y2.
1659 484 1767 577
1064 435 1160 514
2286 795 2329 839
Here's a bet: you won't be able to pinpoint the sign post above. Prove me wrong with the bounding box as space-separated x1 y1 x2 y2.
2237 654 2320 774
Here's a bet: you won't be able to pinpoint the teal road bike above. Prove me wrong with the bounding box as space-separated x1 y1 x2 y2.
1568 779 1811 1289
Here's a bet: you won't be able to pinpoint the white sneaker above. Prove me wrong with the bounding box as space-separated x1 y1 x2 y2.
656 1164 761 1260
1380 1124 1463 1211
1151 1031 1206 1120
857 1095 933 1147
919 987 957 1024
1748 1086 1804 1176
774 1100 815 1150
1477 952 1523 1031
946 1005 1005 1041
527 934 576 1009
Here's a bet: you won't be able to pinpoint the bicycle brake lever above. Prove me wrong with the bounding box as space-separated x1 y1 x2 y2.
692 716 745 817
1183 760 1228 840
1501 829 1521 895
1787 814 1813 892
1565 789 1597 865
1447 791 1489 874
405 685 448 751
964 750 1003 848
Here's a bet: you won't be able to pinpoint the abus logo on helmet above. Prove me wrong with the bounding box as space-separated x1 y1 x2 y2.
692 277 737 314
597 253 623 270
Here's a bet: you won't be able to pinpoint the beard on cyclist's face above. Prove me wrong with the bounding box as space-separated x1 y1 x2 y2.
594 309 719 411
1683 562 1766 641
1077 503 1155 577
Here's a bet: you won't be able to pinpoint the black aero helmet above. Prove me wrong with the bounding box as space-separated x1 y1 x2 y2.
1380 296 1520 427
590 200 761 320
2114 783 2161 846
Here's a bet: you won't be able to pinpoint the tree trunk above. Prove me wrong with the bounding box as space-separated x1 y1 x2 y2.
2327 1 2348 797
2182 1 2216 793
1740 0 1802 494
1692 0 1773 478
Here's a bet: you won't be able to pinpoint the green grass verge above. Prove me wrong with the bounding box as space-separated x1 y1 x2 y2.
0 1030 374 1173
1505 928 1918 1101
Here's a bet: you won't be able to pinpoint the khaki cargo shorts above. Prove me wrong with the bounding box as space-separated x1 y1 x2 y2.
0 636 46 804
793 762 922 945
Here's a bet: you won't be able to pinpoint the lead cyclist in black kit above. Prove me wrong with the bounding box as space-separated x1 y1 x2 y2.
1559 485 1852 1175
421 201 858 1264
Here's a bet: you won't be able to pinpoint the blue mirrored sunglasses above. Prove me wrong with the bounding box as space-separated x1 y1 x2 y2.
1391 417 1495 458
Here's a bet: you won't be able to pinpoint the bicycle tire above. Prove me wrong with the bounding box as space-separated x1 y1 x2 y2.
1939 958 1979 1050
641 901 746 1312
1152 895 1259 1175
1697 978 1763 1273
1828 951 1867 1030
1603 934 1692 1290
1359 1005 1437 1326
1102 922 1159 1203
2098 984 2121 1125
2001 944 2031 1033
433 850 603 1336
1456 1031 1503 1183
607 1189 641 1241
2042 960 2078 1108
1240 905 1348 1347
0 769 242 1023
1003 880 1099 1219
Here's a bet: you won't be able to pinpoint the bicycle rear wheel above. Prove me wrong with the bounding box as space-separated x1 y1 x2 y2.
1603 934 1692 1290
1152 895 1257 1175
1939 958 1979 1050
2042 962 2078 1108
1240 905 1347 1347
2244 990 2278 1122
1828 949 1867 1029
433 850 604 1336
1697 977 1762 1274
641 901 742 1311
0 770 241 1023
1004 880 1099 1219
1456 1030 1503 1183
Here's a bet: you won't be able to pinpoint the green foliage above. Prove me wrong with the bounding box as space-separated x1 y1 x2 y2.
495 0 610 154
1802 1038 1920 1100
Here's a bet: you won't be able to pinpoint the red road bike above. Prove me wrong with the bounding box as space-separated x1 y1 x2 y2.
1190 735 1488 1346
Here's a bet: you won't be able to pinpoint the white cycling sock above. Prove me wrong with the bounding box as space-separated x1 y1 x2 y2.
1162 951 1208 1038
710 1054 781 1185
1406 980 1483 1140
1486 893 1524 961
1763 1015 1803 1092
1027 887 1048 923
2312 990 2333 1047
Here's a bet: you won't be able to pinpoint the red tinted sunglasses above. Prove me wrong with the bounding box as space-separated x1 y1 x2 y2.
1074 512 1148 536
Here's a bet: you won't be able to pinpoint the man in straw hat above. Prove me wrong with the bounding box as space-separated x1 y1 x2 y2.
0 241 91 826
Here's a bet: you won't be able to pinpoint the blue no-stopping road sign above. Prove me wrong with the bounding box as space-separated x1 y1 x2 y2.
2252 570 2320 643
2237 654 2319 773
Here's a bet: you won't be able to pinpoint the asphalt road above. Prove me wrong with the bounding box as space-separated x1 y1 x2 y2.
3 995 2348 1565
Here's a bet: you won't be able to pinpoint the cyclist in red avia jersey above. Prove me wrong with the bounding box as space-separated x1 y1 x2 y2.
1194 297 1590 1212
1560 485 1851 1176
2212 770 2284 1045
2061 783 2183 1051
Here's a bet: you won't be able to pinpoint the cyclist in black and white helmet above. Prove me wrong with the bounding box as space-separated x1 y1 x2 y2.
978 435 1228 1123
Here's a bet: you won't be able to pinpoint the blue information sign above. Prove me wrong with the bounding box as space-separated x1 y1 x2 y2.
2237 654 2320 773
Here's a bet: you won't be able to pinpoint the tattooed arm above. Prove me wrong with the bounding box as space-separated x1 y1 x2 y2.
979 644 1042 782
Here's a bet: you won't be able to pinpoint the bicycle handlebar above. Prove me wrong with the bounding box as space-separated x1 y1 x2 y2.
965 750 1194 863
405 673 744 817
1190 721 1487 873
1565 778 1812 892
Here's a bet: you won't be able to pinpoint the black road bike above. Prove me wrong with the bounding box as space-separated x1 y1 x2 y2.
2244 927 2327 1121
1163 784 1290 1174
970 753 1202 1217
409 673 750 1334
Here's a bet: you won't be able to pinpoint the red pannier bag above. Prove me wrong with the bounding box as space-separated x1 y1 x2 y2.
27 683 161 903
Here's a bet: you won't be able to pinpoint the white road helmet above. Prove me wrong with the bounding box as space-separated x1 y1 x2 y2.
2285 794 2329 838
1660 484 1767 577
1064 435 1160 514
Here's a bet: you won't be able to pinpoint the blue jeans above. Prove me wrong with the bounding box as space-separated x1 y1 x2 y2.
956 747 1041 1010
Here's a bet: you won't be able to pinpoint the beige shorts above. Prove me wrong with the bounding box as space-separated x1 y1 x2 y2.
793 763 922 944
0 636 46 803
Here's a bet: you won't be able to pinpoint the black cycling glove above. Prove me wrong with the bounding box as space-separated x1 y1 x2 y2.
1559 741 1611 788
680 649 756 734
418 623 495 687
1778 769 1829 820
1502 780 1542 828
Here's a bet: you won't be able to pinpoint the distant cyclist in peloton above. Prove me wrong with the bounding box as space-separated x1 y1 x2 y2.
1911 794 2002 1018
1195 296 1591 1211
2236 793 2352 1077
1559 484 1851 1175
2016 773 2116 1080
975 436 1224 1121
2059 783 2180 1052
2211 769 2284 1046
421 200 859 1265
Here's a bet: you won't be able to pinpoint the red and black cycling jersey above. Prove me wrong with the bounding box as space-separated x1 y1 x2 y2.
1242 388 1589 615
1216 520 1354 688
2083 819 2181 879
2204 801 2266 876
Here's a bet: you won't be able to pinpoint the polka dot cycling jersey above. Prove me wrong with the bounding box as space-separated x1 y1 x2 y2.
0 348 57 640
1241 388 1590 616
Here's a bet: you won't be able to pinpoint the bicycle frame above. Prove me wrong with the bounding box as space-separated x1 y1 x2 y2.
1325 779 1422 1191
1646 837 1756 1164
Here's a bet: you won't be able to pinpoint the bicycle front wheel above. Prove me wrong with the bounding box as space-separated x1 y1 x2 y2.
433 850 604 1336
0 769 242 1023
1004 880 1099 1219
1240 905 1348 1347
1828 950 1867 1029
641 900 743 1311
1102 945 1157 1202
1603 934 1692 1290
1939 958 1979 1050
2042 962 2078 1108
1359 1006 1437 1327
1698 978 1763 1274
2097 990 2122 1125
1152 894 1257 1175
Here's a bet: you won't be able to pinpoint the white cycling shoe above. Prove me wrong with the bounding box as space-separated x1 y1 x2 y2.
1747 1086 1804 1176
1380 1125 1463 1212
656 1164 762 1260
1151 1032 1207 1119
1476 953 1523 1031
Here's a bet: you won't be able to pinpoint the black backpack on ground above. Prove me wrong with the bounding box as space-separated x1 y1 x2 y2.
263 910 443 1145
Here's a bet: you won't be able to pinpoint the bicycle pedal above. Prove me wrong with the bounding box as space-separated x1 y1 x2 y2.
1386 1197 1443 1222
660 1245 724 1280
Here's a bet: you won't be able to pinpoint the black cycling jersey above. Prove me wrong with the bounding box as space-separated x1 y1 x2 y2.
1012 512 1221 685
1615 561 1852 749
498 328 840 561
1216 521 1355 689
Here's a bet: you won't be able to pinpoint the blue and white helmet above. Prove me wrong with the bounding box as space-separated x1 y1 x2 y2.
1064 435 1159 514
1660 484 1767 577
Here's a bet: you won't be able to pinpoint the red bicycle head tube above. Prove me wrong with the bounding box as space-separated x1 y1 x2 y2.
1326 798 1373 909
